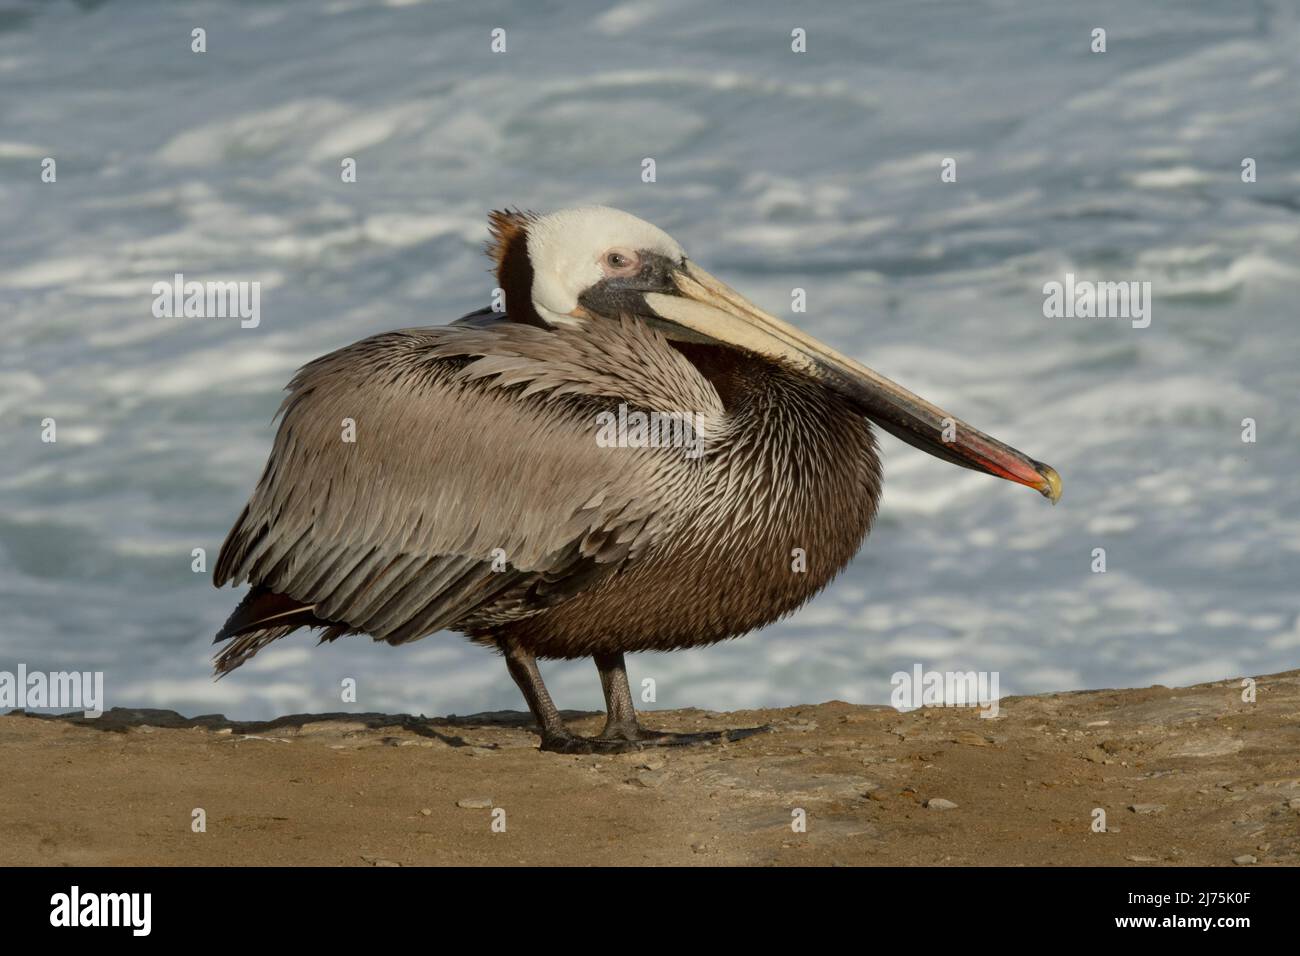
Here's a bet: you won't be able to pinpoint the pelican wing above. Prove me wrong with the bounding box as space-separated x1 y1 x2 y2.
212 317 718 673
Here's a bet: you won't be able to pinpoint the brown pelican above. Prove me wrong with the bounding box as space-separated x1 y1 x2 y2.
213 206 1061 753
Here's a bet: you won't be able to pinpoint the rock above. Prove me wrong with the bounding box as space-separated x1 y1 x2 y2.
1155 737 1244 758
298 720 370 736
629 771 669 789
8 669 1300 867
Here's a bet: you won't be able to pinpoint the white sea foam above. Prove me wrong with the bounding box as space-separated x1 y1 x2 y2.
1 0 1296 722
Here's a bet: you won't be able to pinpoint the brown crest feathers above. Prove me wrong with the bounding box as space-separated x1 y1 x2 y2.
485 208 537 269
486 207 546 327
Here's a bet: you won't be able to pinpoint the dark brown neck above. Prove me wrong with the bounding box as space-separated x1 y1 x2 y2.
673 337 880 494
668 340 761 412
496 240 548 329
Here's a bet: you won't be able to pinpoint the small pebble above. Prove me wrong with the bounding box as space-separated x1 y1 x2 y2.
925 798 958 810
1232 855 1257 865
456 797 492 809
1128 804 1166 815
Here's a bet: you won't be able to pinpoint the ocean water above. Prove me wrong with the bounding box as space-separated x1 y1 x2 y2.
2 0 1298 721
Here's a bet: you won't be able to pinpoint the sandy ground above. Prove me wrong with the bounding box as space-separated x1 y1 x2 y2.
3 671 1298 866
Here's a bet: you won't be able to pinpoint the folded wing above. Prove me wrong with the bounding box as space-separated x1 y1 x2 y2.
212 316 716 673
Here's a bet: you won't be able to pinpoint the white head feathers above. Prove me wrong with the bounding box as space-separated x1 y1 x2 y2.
526 206 686 326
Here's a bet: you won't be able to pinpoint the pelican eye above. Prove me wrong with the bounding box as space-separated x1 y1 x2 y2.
601 249 639 275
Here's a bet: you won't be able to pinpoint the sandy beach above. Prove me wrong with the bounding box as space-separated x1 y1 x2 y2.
3 670 1296 867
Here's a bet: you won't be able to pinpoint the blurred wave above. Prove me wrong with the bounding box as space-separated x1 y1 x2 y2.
1 0 1297 719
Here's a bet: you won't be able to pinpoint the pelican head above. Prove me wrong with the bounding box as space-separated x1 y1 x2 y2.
488 205 1062 503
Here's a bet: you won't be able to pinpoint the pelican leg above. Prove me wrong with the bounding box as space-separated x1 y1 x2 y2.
500 638 574 747
593 651 771 748
501 641 766 753
500 638 632 753
594 651 641 740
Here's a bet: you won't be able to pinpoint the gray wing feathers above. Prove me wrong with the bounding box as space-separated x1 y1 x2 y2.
214 318 713 649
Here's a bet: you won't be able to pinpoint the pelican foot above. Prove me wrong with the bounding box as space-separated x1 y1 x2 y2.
538 724 770 754
539 733 643 754
616 725 772 747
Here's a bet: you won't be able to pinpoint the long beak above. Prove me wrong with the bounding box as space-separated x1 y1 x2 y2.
644 261 1062 503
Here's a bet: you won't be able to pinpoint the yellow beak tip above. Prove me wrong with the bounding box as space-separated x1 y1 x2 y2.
1037 465 1063 505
